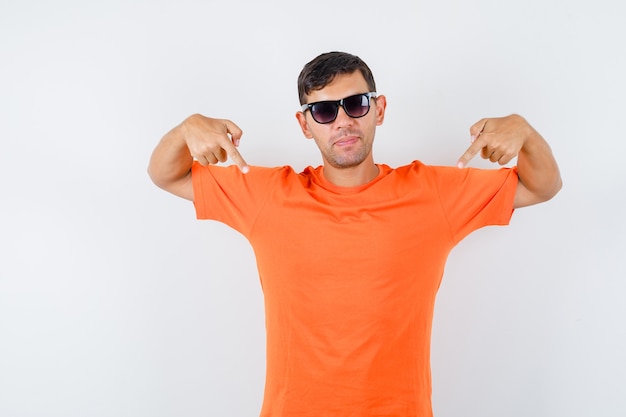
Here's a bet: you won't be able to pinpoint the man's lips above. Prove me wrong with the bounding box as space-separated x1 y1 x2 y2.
333 136 359 146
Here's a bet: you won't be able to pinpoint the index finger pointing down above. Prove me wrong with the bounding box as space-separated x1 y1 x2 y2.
457 138 484 169
225 142 249 174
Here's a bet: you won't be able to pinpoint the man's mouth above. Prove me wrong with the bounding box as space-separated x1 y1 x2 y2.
333 136 359 147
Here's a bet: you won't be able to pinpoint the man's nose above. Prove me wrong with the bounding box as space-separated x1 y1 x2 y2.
333 105 353 127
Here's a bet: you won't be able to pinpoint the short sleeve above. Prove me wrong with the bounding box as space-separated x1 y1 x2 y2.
191 162 288 236
428 165 518 244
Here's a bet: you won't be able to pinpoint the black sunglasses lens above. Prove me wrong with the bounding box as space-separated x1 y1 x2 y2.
311 102 338 124
344 94 370 118
308 94 373 123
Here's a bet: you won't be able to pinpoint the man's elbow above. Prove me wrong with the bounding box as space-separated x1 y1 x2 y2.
148 166 194 201
147 163 167 189
538 177 563 204
544 170 563 200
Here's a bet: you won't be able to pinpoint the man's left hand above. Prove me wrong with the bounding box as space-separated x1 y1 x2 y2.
457 114 532 169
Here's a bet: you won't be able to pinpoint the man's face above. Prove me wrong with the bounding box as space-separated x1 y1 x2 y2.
296 71 386 169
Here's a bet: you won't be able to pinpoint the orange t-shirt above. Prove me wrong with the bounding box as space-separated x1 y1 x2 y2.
192 161 518 417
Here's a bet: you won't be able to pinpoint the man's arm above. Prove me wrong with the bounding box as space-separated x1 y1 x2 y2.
147 114 249 201
457 114 562 208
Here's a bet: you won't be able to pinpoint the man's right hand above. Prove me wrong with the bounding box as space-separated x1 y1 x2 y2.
182 114 249 173
148 114 249 201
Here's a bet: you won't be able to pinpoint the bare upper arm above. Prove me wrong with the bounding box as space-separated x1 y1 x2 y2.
513 175 560 209
513 180 537 208
149 169 194 202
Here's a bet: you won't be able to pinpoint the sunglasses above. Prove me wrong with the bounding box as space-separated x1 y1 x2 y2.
301 92 377 124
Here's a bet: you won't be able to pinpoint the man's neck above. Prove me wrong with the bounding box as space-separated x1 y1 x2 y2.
322 161 380 188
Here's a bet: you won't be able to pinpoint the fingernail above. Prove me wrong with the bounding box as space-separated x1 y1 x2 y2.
471 135 476 143
457 161 464 169
241 166 249 174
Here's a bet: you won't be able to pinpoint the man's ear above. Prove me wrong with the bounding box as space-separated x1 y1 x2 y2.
374 95 387 126
295 112 314 138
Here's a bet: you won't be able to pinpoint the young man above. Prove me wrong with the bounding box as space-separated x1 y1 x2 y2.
148 52 561 417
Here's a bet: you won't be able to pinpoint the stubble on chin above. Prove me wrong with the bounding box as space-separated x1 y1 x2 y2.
324 139 371 169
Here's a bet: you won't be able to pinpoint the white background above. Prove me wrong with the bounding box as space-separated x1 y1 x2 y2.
1 0 625 416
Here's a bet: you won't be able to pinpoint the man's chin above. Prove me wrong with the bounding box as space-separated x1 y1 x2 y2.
327 154 369 169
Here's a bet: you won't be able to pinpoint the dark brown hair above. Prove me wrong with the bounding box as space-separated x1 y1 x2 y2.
297 51 376 105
